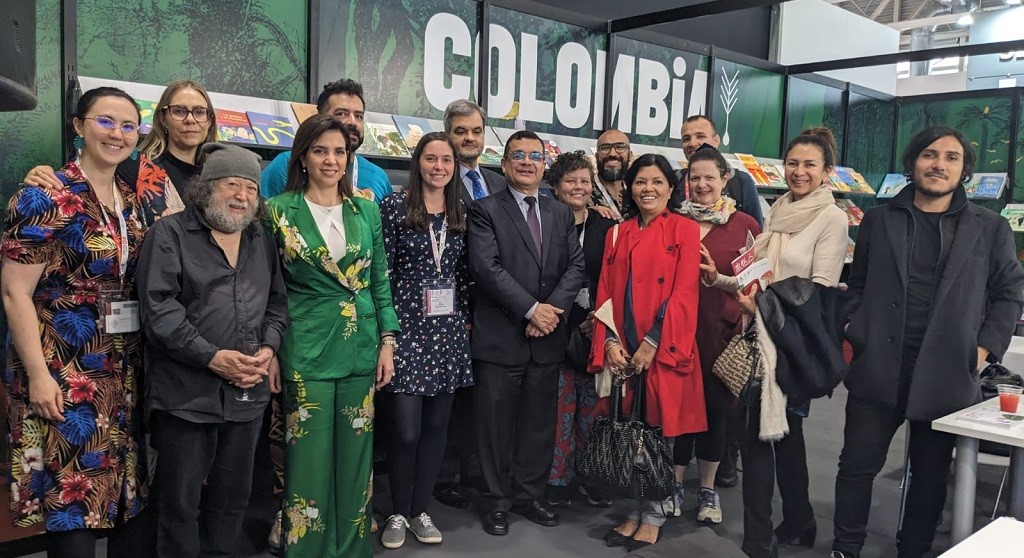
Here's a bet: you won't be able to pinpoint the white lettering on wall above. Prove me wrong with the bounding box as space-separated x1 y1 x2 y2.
423 13 472 110
555 42 592 129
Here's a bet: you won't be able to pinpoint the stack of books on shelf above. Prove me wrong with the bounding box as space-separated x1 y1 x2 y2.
828 167 875 195
836 199 864 226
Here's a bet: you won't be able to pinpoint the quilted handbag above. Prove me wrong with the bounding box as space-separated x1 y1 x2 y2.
578 373 675 502
712 322 762 398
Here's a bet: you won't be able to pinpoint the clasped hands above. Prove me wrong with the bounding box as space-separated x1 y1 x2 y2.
209 347 282 393
605 338 656 375
526 303 563 338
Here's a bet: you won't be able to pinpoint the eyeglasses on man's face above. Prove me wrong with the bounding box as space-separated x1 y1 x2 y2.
218 179 259 196
508 150 545 162
165 105 212 123
86 116 140 135
597 142 629 154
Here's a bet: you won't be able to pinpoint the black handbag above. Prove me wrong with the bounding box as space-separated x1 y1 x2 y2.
577 372 675 502
565 328 591 374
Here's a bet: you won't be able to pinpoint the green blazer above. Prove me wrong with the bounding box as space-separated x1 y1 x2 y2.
265 190 400 381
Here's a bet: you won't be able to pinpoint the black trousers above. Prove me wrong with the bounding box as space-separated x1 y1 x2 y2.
387 392 455 518
474 359 560 512
150 411 263 558
833 395 956 558
436 385 482 487
741 408 814 558
675 402 728 466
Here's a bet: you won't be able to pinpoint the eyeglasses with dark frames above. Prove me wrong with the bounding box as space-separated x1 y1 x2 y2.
597 142 629 154
164 105 212 123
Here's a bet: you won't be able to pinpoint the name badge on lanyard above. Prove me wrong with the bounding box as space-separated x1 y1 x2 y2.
422 218 455 317
96 190 139 334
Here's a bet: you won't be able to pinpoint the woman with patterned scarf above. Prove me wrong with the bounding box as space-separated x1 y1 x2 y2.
670 144 761 526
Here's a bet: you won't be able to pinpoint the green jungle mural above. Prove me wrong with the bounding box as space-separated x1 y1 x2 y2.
785 77 845 157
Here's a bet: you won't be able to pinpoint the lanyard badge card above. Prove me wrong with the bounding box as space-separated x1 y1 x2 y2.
98 285 140 334
423 218 456 317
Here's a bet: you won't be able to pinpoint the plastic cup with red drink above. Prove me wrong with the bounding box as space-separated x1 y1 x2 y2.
997 384 1023 414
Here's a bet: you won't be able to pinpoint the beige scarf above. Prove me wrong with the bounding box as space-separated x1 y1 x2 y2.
753 185 835 270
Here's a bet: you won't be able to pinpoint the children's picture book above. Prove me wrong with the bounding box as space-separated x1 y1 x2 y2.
876 174 908 199
835 199 864 226
828 168 852 192
216 109 256 144
848 170 876 195
966 173 1007 199
957 407 1024 429
735 154 771 186
1000 204 1024 232
731 232 773 292
759 162 787 189
246 111 296 148
136 99 158 135
290 103 318 125
392 115 435 149
478 146 503 166
362 122 410 158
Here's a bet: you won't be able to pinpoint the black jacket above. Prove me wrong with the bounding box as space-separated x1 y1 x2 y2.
845 184 1024 421
757 277 855 404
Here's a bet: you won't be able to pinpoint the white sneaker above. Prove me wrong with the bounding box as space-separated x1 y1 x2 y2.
380 514 409 549
661 482 684 517
409 512 443 544
696 487 722 524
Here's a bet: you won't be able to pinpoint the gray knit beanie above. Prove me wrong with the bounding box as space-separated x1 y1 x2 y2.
199 142 262 185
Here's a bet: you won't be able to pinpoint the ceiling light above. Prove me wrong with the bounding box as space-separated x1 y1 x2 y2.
957 13 975 25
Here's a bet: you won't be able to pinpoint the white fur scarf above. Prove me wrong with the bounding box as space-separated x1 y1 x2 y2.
754 309 789 441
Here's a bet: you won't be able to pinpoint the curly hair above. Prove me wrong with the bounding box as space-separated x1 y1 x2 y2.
544 150 593 187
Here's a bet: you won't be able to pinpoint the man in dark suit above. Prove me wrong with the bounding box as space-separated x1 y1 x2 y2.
467 130 586 536
445 99 508 203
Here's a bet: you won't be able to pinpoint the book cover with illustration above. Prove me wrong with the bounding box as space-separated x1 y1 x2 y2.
291 103 318 125
216 109 256 144
836 199 864 226
848 170 876 194
876 174 908 199
392 115 435 149
362 122 410 158
735 154 770 186
246 111 296 148
834 167 860 192
1001 204 1024 233
828 168 852 192
136 99 157 136
479 146 503 166
967 173 1007 199
758 162 786 189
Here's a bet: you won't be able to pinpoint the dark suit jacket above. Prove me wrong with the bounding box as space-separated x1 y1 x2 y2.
459 166 508 204
468 187 586 365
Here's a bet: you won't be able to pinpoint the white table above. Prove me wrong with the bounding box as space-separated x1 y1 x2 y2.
932 398 1024 545
939 517 1024 556
1001 335 1024 374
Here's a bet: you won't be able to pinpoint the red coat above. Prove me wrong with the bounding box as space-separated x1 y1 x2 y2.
590 210 706 437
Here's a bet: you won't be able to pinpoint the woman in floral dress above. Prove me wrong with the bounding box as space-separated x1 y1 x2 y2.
264 115 400 558
377 132 472 549
1 87 148 557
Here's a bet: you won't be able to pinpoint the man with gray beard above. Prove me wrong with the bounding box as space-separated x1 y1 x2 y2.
137 142 289 558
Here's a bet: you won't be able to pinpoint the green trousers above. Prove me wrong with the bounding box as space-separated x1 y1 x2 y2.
282 374 374 558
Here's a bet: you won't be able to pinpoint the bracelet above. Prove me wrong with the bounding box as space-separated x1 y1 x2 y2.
380 332 395 341
380 337 397 347
604 339 620 351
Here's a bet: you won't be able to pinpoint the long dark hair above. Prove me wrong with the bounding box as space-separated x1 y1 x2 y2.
285 115 353 198
621 153 678 220
404 132 466 233
901 126 976 185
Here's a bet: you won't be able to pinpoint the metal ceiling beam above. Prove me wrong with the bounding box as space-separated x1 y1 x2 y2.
786 37 1024 73
609 0 792 33
871 0 892 20
890 12 962 30
893 0 901 23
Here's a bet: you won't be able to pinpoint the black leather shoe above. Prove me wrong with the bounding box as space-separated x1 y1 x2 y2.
544 484 572 507
774 520 816 548
625 532 660 552
604 526 634 547
510 500 560 526
433 484 470 509
481 510 509 536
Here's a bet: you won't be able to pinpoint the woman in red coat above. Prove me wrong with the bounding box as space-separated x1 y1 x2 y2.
590 153 704 551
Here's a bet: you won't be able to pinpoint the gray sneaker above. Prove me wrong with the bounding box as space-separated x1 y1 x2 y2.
409 512 443 544
380 514 409 549
696 487 722 524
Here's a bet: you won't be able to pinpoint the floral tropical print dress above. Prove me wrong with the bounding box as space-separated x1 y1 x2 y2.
1 161 147 531
264 190 399 558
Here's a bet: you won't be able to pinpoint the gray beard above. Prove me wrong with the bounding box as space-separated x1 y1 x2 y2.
204 204 256 233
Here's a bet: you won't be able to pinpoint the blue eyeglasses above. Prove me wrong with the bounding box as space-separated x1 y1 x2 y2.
508 150 545 162
85 116 140 135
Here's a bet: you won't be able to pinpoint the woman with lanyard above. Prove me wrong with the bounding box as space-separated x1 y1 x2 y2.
542 151 616 508
377 132 472 549
2 87 148 557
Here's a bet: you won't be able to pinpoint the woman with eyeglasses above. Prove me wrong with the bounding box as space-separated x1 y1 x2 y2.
22 79 218 226
265 115 400 558
1 87 148 558
590 154 704 551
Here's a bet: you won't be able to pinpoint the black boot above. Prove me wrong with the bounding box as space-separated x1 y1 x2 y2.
715 440 740 488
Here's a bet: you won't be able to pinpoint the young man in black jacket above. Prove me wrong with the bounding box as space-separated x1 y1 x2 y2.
831 127 1024 558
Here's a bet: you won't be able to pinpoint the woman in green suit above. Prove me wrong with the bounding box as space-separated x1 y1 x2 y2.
265 115 400 558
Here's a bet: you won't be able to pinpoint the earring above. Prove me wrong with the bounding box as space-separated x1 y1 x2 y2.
302 166 307 173
72 135 84 154
130 149 139 161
